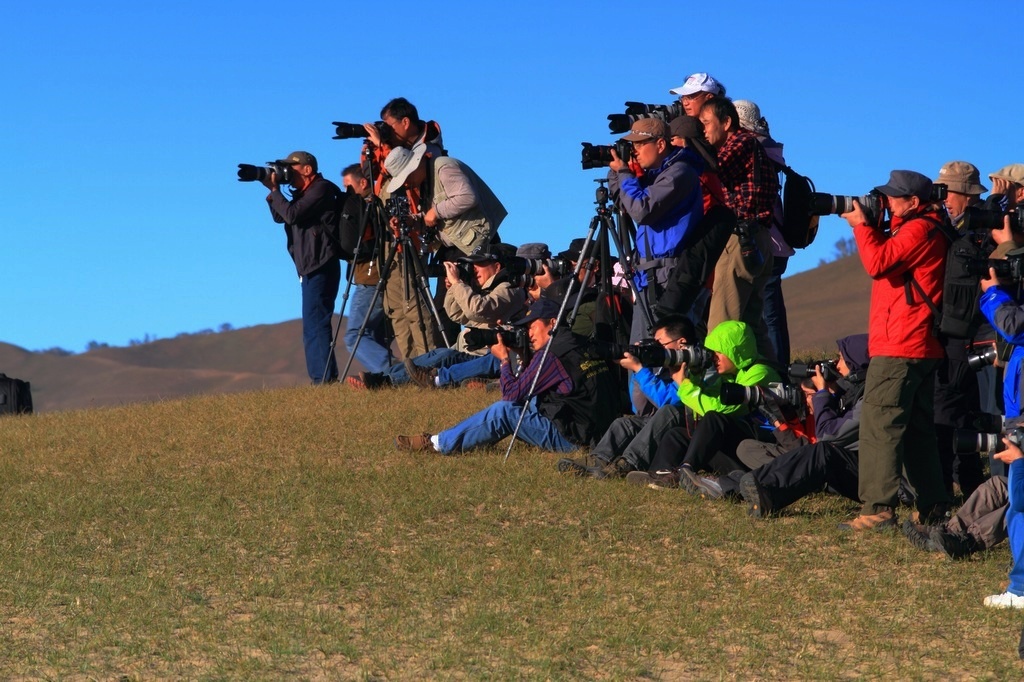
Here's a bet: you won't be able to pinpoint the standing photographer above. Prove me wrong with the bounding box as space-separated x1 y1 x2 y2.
840 170 951 531
262 151 344 384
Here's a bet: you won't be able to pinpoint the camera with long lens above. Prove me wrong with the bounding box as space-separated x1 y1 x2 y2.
606 101 684 135
627 339 713 371
237 161 294 184
967 345 998 371
959 205 1024 233
385 195 411 223
580 139 634 170
462 323 529 352
720 381 804 409
789 359 841 383
504 256 572 287
962 250 1024 280
951 412 1006 453
332 119 394 143
808 184 948 226
734 220 764 271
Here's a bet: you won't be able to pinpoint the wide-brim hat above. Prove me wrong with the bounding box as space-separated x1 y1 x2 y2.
384 144 427 194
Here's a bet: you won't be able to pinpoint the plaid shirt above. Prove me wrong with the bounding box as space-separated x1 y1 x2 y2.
499 350 573 403
715 129 780 223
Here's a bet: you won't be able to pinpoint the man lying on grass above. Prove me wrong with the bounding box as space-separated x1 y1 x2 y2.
395 296 617 454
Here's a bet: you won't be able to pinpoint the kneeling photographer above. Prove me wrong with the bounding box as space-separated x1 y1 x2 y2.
353 244 527 390
243 151 346 384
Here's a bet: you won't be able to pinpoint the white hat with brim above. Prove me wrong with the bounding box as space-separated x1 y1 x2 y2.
385 144 427 194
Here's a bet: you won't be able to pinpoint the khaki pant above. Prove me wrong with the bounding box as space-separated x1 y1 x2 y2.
382 246 442 361
858 356 949 515
708 230 775 363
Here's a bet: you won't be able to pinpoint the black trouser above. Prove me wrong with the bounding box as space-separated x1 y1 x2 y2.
650 411 766 475
933 350 986 499
720 442 860 513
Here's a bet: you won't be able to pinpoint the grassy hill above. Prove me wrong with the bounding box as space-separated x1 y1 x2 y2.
0 385 1019 678
1 255 871 414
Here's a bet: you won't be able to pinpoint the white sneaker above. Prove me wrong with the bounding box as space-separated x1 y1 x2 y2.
983 591 1024 609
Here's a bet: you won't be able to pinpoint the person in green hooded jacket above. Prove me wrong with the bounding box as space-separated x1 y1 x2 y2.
628 320 780 489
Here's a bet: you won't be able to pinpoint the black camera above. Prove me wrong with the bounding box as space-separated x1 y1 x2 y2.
789 359 841 383
626 339 713 371
720 381 804 410
962 252 1024 280
385 195 411 222
504 256 572 286
332 120 394 143
237 162 294 184
580 139 634 170
959 205 1024 233
809 184 948 226
463 324 529 352
967 345 998 371
606 101 684 135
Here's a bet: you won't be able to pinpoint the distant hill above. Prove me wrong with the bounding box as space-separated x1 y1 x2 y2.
0 255 872 413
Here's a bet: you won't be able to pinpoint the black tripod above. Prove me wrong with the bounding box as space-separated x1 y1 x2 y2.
338 201 451 384
502 179 654 461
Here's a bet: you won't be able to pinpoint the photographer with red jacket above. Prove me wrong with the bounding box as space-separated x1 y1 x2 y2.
840 170 951 531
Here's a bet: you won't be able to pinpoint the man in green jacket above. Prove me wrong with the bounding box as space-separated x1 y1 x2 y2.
628 320 780 489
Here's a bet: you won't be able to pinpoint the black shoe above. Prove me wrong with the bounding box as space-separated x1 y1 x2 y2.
917 503 953 526
739 472 771 518
929 527 979 560
557 454 605 476
901 519 939 552
647 469 680 490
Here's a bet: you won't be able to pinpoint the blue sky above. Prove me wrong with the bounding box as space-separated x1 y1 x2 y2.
4 1 1023 352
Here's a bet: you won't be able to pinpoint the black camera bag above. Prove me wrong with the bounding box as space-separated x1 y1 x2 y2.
0 373 33 415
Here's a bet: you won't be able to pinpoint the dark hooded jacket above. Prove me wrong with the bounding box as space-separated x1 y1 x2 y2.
811 333 870 451
536 330 619 446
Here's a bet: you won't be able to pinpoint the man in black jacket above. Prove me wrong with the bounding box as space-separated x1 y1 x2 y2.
262 151 344 383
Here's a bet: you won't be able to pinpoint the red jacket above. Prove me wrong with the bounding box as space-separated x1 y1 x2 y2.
854 208 947 359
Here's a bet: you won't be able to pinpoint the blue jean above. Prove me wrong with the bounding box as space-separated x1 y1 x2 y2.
437 399 578 454
437 353 500 386
344 284 390 374
386 347 499 386
762 255 790 367
301 259 340 383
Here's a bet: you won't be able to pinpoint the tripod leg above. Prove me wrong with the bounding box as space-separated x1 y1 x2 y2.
404 239 452 349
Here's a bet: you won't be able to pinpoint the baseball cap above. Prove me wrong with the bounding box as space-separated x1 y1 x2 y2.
384 144 427 193
733 100 770 137
276 151 317 170
936 161 987 195
621 118 668 142
989 164 1024 187
669 115 704 139
669 72 726 97
458 243 516 264
874 170 933 201
512 296 561 326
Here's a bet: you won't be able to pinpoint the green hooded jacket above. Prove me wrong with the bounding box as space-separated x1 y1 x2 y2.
676 320 780 416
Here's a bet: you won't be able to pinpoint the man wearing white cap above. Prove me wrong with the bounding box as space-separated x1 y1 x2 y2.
669 72 727 117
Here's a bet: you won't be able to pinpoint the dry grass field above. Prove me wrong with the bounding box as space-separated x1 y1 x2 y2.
1 383 1022 680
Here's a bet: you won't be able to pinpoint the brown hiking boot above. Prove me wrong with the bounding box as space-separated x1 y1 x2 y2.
595 457 634 480
395 433 434 451
838 509 897 532
557 454 604 476
404 359 437 389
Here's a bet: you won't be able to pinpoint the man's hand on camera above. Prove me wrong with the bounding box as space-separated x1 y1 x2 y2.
841 199 867 228
995 437 1024 464
490 335 509 362
981 266 1001 292
617 352 642 373
992 214 1015 246
443 261 461 287
608 149 630 174
992 177 1012 197
811 365 832 392
423 206 439 227
260 171 278 192
362 123 382 147
671 362 688 385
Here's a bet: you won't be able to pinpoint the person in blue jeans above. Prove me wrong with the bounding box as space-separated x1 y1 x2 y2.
984 436 1024 608
395 297 617 455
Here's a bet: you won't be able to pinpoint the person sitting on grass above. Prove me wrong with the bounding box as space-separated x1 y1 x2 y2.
626 320 779 490
982 435 1024 609
394 296 617 455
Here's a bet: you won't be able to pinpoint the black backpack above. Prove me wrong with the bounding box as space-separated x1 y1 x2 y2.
0 373 33 415
777 164 820 249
